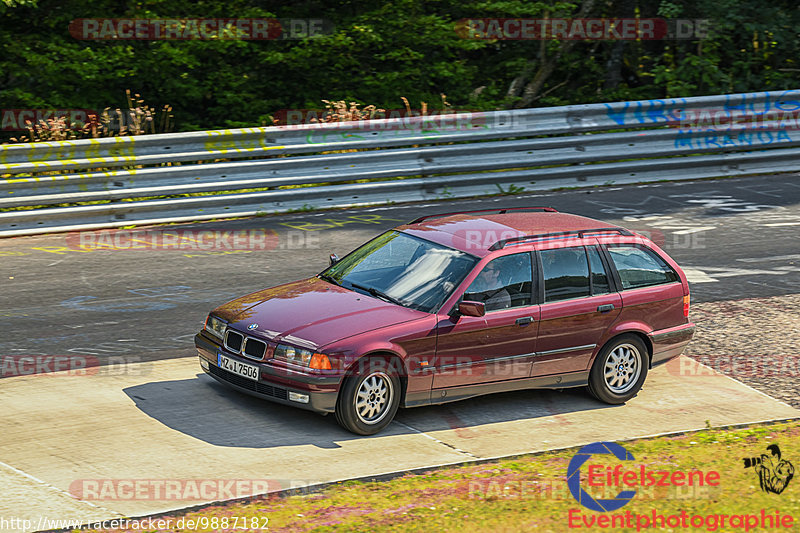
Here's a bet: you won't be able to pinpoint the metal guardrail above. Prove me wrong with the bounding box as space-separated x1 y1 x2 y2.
1 89 799 236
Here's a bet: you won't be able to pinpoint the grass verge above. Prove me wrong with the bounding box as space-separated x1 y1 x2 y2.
70 420 800 533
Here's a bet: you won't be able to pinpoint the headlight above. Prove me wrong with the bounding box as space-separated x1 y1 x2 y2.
204 315 227 339
275 344 312 365
274 344 332 370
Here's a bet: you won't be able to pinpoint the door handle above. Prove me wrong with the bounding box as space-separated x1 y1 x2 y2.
515 316 534 326
597 304 615 313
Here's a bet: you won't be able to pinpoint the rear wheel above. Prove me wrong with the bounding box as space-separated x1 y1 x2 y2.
587 335 648 404
335 360 400 435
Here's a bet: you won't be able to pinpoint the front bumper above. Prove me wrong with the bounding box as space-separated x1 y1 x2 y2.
194 332 340 413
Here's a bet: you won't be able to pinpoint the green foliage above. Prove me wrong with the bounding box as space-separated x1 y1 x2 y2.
0 0 37 12
495 183 526 194
0 0 798 136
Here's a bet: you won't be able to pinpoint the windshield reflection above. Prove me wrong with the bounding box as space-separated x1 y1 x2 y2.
320 231 478 313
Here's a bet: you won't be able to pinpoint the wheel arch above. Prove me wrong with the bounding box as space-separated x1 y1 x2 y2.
343 350 408 407
587 330 651 404
593 330 653 368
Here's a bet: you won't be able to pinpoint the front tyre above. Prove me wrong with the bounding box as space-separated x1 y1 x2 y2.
335 361 400 435
588 335 648 404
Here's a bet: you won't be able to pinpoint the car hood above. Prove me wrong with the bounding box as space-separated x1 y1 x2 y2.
211 277 426 350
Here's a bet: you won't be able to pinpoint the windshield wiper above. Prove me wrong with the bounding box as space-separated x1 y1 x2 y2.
348 282 404 306
318 274 341 286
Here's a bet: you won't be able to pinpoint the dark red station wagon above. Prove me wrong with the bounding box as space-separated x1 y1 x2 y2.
195 207 696 434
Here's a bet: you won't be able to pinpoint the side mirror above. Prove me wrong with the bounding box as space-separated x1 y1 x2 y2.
458 300 486 317
329 253 339 266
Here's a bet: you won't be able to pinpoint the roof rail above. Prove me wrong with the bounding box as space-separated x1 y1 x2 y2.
409 207 558 224
488 227 634 251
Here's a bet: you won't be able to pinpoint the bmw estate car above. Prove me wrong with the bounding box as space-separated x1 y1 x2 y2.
195 207 695 435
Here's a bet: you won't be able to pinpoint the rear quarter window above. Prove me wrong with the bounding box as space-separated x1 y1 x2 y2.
607 245 679 289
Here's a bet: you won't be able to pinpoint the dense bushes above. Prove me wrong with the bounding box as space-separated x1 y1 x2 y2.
1 0 798 136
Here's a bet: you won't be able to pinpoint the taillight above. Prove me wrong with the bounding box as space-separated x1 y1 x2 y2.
683 294 690 318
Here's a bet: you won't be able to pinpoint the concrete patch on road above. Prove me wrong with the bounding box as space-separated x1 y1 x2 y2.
0 355 797 529
0 462 118 533
395 357 798 459
0 358 469 522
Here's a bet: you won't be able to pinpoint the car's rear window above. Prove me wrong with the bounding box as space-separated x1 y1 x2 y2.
607 245 679 289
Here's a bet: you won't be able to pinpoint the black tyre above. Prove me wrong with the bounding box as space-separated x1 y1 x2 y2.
587 335 649 404
335 360 400 435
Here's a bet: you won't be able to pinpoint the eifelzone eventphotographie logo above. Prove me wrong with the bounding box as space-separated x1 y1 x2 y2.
743 444 795 495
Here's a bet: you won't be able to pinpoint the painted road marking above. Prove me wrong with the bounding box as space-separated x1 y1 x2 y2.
683 268 719 284
684 266 792 284
737 254 800 263
622 215 716 234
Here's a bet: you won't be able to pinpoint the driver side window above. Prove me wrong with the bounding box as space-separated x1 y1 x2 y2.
463 253 533 312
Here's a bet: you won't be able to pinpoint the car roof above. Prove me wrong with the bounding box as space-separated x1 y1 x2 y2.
397 208 631 257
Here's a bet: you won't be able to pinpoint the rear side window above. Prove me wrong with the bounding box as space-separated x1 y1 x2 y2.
540 247 590 302
587 246 611 295
607 245 679 289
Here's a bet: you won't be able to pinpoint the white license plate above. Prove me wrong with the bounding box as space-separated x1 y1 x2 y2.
217 352 259 381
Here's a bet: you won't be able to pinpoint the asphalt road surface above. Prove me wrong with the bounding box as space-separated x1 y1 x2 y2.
2 173 799 368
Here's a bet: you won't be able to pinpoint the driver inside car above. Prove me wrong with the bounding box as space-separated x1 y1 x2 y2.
465 260 513 311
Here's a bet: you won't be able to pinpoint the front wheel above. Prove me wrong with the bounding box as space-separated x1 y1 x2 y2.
335 361 400 435
587 335 648 404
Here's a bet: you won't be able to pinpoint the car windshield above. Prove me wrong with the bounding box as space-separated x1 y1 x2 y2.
320 231 478 313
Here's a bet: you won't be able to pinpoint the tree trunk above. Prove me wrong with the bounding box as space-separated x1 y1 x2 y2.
603 0 635 91
514 0 596 108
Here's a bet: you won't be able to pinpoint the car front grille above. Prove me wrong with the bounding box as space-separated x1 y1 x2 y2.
208 363 289 401
243 338 267 360
224 329 268 361
224 330 243 352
